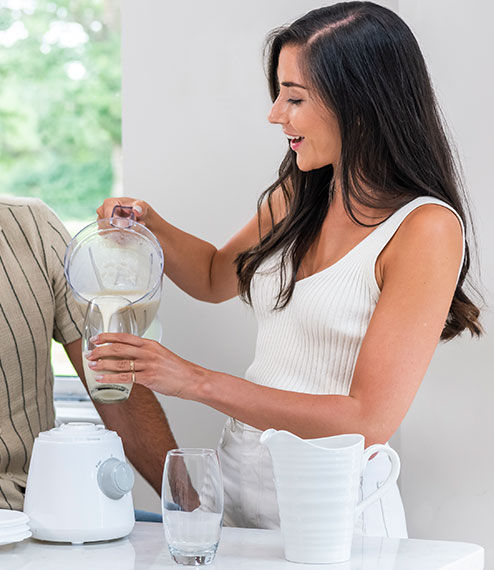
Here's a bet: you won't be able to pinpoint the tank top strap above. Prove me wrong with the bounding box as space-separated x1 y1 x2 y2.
359 196 465 296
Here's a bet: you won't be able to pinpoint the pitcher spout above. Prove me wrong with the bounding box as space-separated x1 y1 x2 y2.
259 428 308 454
259 428 277 447
261 429 366 454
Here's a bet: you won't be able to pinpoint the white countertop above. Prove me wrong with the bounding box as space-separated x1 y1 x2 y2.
0 522 484 569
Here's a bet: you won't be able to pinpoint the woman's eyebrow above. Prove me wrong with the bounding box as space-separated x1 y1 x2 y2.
280 81 308 89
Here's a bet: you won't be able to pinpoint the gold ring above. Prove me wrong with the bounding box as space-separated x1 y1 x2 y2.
130 360 136 383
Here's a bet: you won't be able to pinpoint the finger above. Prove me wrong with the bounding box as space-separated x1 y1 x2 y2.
109 198 143 219
131 201 144 218
97 198 135 219
91 332 146 347
86 342 141 361
97 198 121 220
95 372 136 385
87 358 142 373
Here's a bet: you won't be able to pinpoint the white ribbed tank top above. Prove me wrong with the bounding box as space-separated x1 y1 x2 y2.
244 197 464 396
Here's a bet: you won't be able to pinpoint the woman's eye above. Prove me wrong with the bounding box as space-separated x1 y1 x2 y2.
287 98 303 105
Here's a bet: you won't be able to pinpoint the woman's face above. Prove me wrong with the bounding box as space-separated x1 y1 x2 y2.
268 45 341 172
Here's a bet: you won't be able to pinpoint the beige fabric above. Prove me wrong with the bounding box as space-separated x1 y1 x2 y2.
0 197 84 510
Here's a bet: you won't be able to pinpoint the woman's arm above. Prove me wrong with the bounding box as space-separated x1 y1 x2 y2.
97 191 287 304
88 205 463 445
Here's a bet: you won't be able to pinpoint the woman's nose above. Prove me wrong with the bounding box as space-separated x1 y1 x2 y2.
268 97 284 124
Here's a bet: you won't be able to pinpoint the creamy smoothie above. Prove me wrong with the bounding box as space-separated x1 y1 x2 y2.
83 355 131 403
78 289 160 335
82 295 148 403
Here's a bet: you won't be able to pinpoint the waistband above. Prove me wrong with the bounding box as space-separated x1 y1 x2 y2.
226 417 262 433
225 418 393 454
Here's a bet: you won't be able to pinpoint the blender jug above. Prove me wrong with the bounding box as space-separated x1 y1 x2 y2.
64 216 164 335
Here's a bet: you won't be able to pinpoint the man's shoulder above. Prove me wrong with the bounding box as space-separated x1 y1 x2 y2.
0 195 49 217
0 195 41 207
0 196 60 228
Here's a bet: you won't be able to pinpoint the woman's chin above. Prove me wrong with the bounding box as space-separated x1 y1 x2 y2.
295 156 312 172
295 156 333 172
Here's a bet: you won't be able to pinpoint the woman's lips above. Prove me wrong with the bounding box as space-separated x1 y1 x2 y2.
289 136 304 151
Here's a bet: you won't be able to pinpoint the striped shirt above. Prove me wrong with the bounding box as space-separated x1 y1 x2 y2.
0 197 83 510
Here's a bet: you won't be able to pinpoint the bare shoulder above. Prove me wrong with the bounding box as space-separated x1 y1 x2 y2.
377 203 463 287
388 203 463 255
401 202 462 238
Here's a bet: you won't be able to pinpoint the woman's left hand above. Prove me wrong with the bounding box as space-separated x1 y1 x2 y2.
85 333 201 399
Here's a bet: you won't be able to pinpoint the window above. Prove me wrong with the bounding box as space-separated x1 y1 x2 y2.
0 0 121 377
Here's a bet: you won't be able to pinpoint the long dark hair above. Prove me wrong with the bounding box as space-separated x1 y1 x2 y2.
236 1 481 340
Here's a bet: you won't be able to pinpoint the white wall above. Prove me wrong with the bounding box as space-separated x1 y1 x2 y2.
121 0 348 511
122 5 493 563
395 0 494 565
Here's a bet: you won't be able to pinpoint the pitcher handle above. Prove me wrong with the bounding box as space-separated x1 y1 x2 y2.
354 444 401 519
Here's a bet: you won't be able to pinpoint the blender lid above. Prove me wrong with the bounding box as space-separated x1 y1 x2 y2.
38 422 119 443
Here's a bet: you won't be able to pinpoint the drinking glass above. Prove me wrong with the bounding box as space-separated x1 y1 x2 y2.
162 449 223 566
82 295 138 403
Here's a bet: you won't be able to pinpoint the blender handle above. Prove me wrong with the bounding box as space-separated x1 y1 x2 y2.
111 205 136 220
110 205 136 229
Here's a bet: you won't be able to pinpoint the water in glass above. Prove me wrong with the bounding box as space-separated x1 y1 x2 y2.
162 449 223 566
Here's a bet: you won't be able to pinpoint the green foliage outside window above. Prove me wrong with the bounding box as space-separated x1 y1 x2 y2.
0 0 121 224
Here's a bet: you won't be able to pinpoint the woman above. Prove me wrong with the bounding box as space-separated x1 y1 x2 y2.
88 2 481 536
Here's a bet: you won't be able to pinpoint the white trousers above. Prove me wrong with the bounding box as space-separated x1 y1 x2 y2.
217 418 408 538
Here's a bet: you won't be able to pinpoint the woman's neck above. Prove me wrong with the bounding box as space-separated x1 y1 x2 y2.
330 174 393 226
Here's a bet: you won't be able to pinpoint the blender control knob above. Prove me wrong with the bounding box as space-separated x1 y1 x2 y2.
97 458 135 500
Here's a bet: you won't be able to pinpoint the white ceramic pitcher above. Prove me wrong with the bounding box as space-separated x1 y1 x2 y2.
260 429 400 564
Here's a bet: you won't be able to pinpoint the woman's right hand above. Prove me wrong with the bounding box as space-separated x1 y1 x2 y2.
96 197 156 228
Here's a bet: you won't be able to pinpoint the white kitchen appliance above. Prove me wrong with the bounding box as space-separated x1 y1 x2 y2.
23 422 135 544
